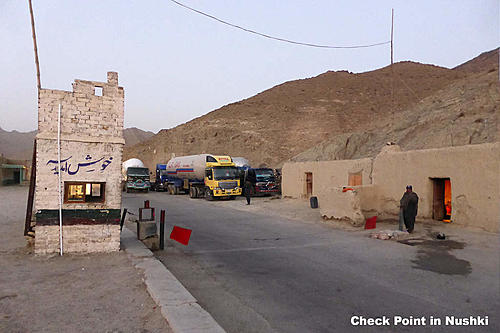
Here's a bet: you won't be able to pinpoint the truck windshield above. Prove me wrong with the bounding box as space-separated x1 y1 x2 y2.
213 167 239 180
128 167 149 176
256 169 275 182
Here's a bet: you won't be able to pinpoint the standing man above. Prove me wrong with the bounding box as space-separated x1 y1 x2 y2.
244 179 252 205
400 185 419 233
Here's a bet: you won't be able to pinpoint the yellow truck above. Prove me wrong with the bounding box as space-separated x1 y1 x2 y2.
165 154 242 200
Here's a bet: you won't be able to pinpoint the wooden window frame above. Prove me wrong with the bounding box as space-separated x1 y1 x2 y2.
348 172 363 186
64 181 106 204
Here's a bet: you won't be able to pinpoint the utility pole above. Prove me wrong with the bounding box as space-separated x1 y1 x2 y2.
25 0 41 241
390 8 394 126
391 8 394 66
28 0 41 93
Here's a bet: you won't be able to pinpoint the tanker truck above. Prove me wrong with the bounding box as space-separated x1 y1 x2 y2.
165 154 242 200
122 158 150 193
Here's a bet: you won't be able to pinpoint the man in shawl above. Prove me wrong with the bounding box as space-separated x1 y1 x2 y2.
400 185 419 233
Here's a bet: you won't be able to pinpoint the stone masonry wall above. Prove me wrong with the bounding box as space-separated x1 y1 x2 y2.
35 225 120 255
37 72 124 143
35 72 124 254
35 139 123 210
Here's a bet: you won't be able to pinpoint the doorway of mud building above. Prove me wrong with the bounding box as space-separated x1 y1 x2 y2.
348 171 362 186
305 172 313 197
431 178 452 221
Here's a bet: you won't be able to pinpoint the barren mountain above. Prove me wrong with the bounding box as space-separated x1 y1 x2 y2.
123 127 155 147
292 48 499 162
454 47 499 73
125 61 470 170
291 68 498 162
0 127 36 161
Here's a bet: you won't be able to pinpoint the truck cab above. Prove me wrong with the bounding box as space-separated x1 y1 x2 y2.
125 167 150 193
244 168 280 196
204 161 242 200
152 164 168 191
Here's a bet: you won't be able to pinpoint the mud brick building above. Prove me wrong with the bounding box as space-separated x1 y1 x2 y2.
282 143 499 233
35 72 124 254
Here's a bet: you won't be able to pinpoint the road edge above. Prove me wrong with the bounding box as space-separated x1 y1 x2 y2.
121 227 226 333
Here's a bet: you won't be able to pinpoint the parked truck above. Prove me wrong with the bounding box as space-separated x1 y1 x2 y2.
243 168 280 196
151 164 168 191
122 158 150 193
165 154 242 200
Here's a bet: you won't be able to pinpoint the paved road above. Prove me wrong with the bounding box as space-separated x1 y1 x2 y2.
123 192 499 333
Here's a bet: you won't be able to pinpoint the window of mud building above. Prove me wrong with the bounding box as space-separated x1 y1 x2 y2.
430 178 451 221
94 86 103 96
348 171 362 186
64 182 106 203
305 172 313 197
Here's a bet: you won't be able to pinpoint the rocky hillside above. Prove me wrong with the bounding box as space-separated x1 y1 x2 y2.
454 48 499 73
125 61 471 170
123 127 155 147
0 127 36 161
291 68 498 162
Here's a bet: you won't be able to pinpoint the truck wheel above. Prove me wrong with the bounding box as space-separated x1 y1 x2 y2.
205 188 214 201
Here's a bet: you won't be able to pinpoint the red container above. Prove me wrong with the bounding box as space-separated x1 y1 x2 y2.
365 216 377 230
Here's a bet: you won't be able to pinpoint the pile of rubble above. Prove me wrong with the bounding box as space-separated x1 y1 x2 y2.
369 230 411 241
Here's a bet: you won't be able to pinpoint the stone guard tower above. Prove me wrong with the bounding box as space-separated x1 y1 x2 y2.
34 72 124 254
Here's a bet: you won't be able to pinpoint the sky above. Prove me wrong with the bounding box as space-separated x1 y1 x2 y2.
0 0 498 133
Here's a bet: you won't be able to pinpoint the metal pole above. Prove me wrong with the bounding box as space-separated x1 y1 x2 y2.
28 0 41 92
24 139 37 236
159 210 165 250
58 103 63 256
120 208 128 231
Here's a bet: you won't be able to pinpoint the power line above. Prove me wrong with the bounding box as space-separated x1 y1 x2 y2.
168 0 390 49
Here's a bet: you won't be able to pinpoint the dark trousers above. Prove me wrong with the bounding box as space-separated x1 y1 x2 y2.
404 212 415 233
245 194 251 205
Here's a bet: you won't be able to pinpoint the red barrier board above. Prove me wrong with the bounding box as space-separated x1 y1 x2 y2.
170 226 192 245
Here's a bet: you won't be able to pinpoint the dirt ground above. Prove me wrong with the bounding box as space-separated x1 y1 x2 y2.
210 194 499 246
0 186 171 333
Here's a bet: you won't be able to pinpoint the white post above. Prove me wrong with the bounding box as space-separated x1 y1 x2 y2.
58 103 63 256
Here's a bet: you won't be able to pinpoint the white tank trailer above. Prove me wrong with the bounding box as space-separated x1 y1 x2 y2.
121 158 145 180
122 158 150 192
165 154 212 180
165 154 242 199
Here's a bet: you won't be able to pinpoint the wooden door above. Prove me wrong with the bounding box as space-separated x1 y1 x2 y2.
432 179 445 220
305 172 313 197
